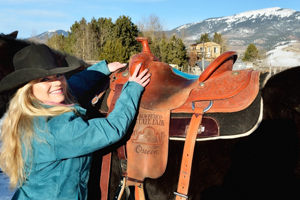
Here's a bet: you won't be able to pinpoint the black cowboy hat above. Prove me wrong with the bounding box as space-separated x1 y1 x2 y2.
0 44 81 93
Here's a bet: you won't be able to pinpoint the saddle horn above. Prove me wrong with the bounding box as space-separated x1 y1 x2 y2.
136 37 152 53
129 37 160 76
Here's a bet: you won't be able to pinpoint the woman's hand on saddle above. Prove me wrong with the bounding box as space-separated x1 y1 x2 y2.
129 63 151 88
107 62 127 73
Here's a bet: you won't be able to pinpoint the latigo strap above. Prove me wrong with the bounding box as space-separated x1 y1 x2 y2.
175 107 204 200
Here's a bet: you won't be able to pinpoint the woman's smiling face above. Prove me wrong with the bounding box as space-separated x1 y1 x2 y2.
32 74 67 104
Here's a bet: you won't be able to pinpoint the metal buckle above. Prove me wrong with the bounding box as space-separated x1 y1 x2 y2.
91 96 99 105
192 100 213 112
174 191 188 199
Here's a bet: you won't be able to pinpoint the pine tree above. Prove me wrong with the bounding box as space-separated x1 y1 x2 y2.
64 21 80 56
96 17 114 51
64 17 96 60
112 16 140 61
64 17 115 60
212 32 222 44
99 39 127 63
212 32 227 53
196 33 211 43
159 37 171 63
73 18 89 59
169 35 187 67
149 38 161 59
242 43 259 62
47 33 66 52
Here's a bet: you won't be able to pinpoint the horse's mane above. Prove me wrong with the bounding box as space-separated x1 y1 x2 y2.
0 31 38 53
0 31 31 118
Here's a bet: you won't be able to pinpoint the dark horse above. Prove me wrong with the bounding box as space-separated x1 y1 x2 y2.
95 40 300 200
1 32 300 200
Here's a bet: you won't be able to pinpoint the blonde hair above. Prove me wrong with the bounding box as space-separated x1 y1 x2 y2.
0 79 77 189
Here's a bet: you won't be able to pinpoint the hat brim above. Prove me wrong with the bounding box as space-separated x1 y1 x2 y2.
0 55 81 93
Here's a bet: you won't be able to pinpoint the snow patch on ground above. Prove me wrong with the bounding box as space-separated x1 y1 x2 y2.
266 40 300 67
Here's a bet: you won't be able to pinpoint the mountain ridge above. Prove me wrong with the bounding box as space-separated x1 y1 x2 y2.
29 29 69 43
167 7 300 54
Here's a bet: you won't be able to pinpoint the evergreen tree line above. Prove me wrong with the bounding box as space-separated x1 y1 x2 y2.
46 15 188 70
47 16 140 63
46 14 266 69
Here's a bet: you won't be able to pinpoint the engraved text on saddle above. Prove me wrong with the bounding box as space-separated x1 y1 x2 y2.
137 114 165 126
130 111 170 158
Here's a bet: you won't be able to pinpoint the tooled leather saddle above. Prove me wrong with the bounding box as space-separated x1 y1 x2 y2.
92 37 264 200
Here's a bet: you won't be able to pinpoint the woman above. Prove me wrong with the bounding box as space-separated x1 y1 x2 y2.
0 44 150 199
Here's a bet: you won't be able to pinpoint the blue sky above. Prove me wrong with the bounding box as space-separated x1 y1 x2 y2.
1 0 300 39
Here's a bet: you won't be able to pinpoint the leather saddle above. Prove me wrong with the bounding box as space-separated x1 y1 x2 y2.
94 37 263 199
108 38 259 113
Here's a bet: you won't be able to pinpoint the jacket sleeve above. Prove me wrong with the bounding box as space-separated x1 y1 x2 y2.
44 81 144 160
67 60 111 99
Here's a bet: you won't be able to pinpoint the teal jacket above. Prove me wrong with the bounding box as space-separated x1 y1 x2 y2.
12 61 143 200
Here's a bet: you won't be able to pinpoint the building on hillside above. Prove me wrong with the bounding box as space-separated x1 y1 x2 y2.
189 42 221 62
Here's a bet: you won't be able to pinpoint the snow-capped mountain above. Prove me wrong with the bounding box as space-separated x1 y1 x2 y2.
29 29 69 43
168 7 300 53
25 8 300 67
